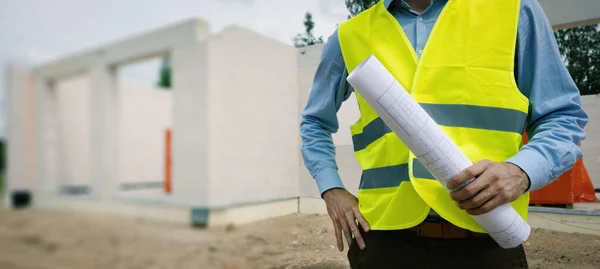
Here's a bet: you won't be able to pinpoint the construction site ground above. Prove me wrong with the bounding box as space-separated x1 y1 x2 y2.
0 208 598 269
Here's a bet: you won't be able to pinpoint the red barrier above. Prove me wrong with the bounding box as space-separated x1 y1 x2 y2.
164 129 172 194
572 158 597 203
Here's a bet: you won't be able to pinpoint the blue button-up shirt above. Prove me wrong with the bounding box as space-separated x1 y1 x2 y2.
300 0 589 195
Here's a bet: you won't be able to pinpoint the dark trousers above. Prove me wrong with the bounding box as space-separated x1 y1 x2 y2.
348 227 529 269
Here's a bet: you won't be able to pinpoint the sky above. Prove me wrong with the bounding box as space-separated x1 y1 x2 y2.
0 0 350 138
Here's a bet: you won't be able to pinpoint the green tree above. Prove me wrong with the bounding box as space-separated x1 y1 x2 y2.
554 24 600 95
293 12 324 48
345 0 377 18
0 140 5 172
157 56 172 89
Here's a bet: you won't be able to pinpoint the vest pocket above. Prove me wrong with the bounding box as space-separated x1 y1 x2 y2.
359 182 430 230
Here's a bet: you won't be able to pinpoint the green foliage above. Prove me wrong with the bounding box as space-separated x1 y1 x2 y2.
0 172 4 198
293 12 324 48
345 0 377 18
157 56 172 89
293 1 376 47
0 140 5 172
554 24 600 95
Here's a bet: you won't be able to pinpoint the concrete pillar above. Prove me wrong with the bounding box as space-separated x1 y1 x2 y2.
89 59 119 200
203 27 298 207
5 65 36 206
171 43 209 207
34 76 60 194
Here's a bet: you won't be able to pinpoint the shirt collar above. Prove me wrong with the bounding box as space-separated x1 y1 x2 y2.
383 0 394 8
385 0 435 10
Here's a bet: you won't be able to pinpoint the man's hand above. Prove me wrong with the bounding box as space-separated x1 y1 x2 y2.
322 188 370 252
447 160 530 216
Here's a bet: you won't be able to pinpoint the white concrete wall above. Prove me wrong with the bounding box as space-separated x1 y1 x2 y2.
117 82 172 187
5 65 36 194
206 26 298 207
539 0 600 29
171 42 210 206
54 75 92 188
581 94 600 188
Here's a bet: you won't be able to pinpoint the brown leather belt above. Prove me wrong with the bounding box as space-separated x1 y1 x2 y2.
408 219 489 239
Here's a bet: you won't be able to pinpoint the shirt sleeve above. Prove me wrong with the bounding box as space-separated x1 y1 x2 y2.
506 0 589 192
299 29 354 195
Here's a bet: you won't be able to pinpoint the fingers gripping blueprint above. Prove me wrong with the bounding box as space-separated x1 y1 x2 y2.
346 55 530 249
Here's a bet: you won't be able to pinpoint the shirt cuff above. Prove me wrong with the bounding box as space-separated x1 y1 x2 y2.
314 167 345 196
505 148 552 192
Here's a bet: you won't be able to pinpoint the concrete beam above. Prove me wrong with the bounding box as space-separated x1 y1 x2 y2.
36 18 209 80
88 62 118 200
539 0 600 30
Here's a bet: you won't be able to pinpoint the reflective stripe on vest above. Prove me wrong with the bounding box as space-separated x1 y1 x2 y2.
353 105 527 152
339 0 530 232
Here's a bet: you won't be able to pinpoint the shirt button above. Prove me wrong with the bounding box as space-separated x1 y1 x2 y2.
418 16 424 22
419 49 424 54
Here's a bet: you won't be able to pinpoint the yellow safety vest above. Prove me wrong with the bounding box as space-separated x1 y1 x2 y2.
338 0 530 232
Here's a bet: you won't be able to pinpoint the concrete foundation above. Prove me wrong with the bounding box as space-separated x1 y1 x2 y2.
529 207 600 236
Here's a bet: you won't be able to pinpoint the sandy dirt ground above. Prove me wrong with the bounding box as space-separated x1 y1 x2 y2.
0 208 599 269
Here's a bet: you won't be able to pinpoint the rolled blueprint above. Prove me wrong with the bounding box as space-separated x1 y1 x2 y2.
346 55 530 249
